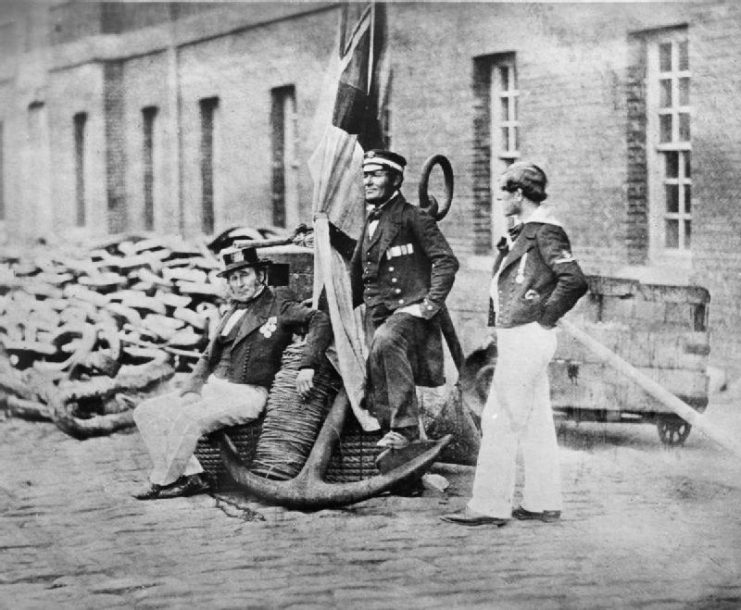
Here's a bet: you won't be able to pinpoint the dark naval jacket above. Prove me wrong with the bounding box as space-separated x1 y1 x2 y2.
350 192 459 386
180 287 332 394
489 214 588 329
350 193 459 319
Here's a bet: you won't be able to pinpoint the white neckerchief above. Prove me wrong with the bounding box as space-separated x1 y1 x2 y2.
221 309 246 336
515 204 563 228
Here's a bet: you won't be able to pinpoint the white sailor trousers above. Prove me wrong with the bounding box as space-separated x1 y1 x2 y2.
468 322 561 518
133 375 268 486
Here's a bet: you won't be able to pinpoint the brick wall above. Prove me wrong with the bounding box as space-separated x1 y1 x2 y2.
47 61 108 238
689 0 741 373
471 55 493 255
103 61 127 234
6 0 741 376
626 34 650 266
120 51 174 234
384 2 741 376
388 3 638 263
171 7 338 237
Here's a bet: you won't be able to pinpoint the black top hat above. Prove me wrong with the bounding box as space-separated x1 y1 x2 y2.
363 149 407 174
217 246 272 278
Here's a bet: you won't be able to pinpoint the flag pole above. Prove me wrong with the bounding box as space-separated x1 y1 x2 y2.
368 2 376 95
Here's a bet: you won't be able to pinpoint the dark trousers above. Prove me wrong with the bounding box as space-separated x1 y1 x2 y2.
365 304 428 432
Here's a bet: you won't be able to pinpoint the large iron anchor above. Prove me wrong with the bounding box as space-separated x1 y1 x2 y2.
217 388 452 510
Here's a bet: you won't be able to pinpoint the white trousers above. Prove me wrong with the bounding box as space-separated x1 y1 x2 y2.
468 322 561 518
133 375 268 486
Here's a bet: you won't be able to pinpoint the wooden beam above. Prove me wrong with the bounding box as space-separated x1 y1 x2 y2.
559 317 741 458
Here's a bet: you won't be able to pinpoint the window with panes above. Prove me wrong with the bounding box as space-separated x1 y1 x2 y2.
490 55 519 244
649 33 691 256
491 59 519 163
271 85 298 229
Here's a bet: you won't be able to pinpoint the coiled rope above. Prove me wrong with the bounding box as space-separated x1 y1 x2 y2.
249 340 342 480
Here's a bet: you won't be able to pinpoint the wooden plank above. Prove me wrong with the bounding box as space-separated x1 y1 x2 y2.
568 296 703 331
585 275 710 304
559 318 741 458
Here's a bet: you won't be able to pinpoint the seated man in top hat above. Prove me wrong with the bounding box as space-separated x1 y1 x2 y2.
132 246 332 500
350 149 459 454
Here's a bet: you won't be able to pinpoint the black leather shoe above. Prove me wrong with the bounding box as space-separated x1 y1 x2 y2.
132 476 189 500
157 474 210 499
133 483 166 500
512 506 561 523
440 507 509 527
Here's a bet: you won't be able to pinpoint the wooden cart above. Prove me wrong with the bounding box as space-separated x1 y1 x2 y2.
550 275 710 445
462 275 710 446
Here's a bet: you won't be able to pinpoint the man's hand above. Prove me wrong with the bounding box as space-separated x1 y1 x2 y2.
395 303 424 318
295 368 315 399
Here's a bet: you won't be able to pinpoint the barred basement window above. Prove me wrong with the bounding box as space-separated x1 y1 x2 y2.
73 112 87 227
648 32 691 256
199 97 219 235
271 85 298 229
142 106 157 231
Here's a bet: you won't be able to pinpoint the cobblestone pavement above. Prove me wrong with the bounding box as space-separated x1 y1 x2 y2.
3 386 741 609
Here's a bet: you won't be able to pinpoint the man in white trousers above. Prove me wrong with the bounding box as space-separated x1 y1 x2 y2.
442 162 588 526
132 245 331 500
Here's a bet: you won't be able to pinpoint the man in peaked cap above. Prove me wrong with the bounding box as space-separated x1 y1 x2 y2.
132 246 332 500
350 149 459 455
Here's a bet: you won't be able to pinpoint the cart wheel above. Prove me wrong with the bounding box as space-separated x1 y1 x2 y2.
656 415 691 446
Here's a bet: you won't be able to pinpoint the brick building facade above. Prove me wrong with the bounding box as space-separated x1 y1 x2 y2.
1 1 740 374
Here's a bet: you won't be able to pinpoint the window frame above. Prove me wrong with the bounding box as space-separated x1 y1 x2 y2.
199 96 219 236
270 85 299 230
489 55 519 247
73 112 87 227
141 106 158 232
490 58 520 163
646 29 692 265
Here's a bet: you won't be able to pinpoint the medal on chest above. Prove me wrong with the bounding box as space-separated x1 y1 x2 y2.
259 316 278 338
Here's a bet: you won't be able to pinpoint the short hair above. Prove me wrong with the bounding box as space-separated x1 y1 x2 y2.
501 162 548 203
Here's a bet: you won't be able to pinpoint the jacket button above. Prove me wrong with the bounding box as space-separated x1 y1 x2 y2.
398 299 404 304
389 266 394 272
394 288 401 294
391 278 398 283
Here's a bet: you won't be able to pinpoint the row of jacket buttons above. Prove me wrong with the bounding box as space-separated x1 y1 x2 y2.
363 261 406 304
